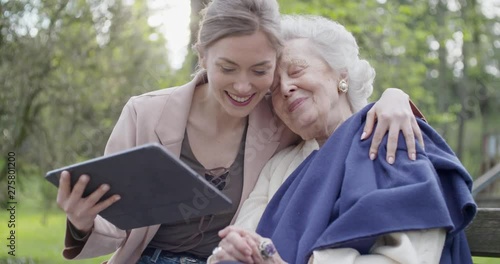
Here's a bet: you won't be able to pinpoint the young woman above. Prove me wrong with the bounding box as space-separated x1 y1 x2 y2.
56 1 425 263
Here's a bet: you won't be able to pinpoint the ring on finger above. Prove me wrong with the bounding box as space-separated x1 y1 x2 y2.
212 246 223 255
259 238 276 259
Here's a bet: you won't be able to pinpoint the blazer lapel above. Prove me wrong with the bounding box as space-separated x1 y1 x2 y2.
154 72 207 157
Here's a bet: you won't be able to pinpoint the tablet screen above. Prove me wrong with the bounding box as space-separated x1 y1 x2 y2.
46 143 232 230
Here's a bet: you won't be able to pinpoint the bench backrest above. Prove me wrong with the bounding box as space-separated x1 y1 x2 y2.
466 208 500 257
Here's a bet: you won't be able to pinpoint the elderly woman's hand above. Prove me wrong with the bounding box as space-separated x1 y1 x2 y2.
209 226 286 264
362 88 424 164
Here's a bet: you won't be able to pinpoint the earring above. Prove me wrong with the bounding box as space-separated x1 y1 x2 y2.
338 80 348 93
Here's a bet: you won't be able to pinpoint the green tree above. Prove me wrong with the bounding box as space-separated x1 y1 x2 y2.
278 0 499 177
0 0 181 209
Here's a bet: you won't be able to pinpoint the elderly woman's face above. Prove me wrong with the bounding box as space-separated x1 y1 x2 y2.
271 39 345 140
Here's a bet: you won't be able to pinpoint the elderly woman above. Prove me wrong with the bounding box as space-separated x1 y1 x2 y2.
208 15 476 264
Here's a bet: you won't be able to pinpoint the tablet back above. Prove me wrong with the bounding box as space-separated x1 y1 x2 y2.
46 143 233 230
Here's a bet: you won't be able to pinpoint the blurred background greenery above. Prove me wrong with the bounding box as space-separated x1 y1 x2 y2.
1 0 499 263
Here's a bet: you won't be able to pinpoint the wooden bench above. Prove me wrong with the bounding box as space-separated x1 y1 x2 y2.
466 208 500 257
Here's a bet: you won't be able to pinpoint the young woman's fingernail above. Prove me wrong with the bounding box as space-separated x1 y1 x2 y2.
360 132 366 140
387 156 395 164
370 153 376 160
411 153 416 160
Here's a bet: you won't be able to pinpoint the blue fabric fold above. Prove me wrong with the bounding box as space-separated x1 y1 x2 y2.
256 103 476 264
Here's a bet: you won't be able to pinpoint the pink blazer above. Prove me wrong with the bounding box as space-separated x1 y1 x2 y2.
62 73 298 264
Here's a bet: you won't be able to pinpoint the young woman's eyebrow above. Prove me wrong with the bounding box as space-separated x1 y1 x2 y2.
218 57 273 67
217 58 238 65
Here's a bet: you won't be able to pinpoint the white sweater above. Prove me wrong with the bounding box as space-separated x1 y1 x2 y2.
235 140 446 264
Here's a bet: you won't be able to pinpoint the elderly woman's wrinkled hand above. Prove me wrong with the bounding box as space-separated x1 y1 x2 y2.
209 226 286 264
210 226 254 263
361 88 424 164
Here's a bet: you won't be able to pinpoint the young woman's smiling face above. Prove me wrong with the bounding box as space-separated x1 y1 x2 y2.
201 30 277 118
272 39 349 140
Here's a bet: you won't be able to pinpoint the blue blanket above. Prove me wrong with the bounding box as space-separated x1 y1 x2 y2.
256 103 476 264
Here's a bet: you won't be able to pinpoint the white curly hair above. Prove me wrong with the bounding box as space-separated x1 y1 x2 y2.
281 15 375 112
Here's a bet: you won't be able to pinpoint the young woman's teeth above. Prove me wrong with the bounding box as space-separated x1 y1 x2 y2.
229 93 251 103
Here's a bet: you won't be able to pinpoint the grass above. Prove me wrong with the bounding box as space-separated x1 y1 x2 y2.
0 210 111 264
0 173 112 263
476 258 500 264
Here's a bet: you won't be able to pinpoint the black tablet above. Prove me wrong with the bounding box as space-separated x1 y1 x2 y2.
45 143 233 230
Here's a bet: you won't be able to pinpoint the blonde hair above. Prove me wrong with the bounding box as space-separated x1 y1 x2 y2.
194 0 282 64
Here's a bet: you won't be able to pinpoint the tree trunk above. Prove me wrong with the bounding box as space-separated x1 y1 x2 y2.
456 0 480 161
189 0 210 72
0 2 4 48
437 0 450 138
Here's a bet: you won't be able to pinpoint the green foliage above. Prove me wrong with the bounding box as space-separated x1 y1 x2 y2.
0 0 500 259
1 1 496 192
278 0 500 177
0 0 191 206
